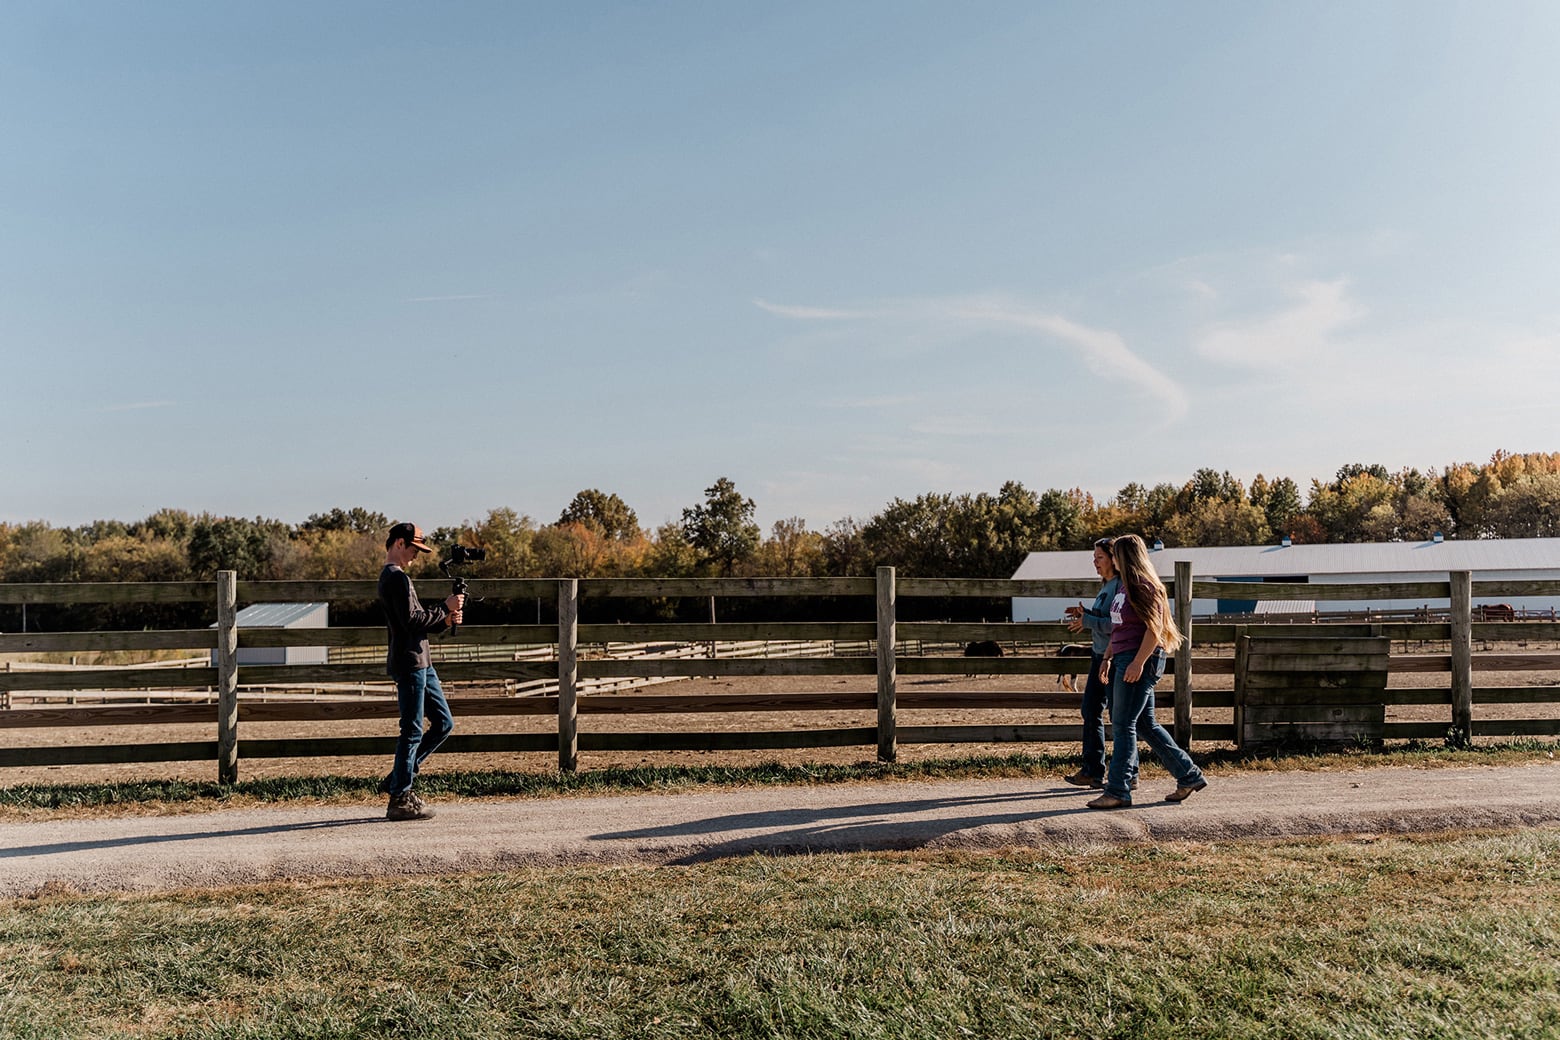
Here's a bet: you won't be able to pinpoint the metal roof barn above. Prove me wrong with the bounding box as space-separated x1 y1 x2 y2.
1011 538 1560 621
209 602 329 667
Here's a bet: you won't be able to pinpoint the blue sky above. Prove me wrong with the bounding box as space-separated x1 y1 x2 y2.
5 2 1558 534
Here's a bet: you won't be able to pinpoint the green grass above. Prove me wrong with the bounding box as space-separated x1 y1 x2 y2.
2 830 1558 1039
1 740 1555 818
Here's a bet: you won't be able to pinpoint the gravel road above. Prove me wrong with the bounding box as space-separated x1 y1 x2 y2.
4 762 1558 899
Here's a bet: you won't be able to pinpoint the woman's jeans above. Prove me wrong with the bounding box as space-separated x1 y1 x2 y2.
1079 651 1109 778
1104 649 1203 801
1080 651 1139 785
388 666 455 796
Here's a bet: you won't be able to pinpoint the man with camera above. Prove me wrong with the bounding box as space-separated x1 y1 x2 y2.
378 522 464 821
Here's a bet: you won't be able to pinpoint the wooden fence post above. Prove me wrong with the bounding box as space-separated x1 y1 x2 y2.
1449 570 1473 747
216 571 239 784
1232 631 1249 750
1174 560 1194 748
558 578 579 772
876 566 897 763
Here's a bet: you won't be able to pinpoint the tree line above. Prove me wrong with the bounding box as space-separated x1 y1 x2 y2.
2 453 1557 589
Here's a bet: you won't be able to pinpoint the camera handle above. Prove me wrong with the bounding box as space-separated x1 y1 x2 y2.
448 574 468 636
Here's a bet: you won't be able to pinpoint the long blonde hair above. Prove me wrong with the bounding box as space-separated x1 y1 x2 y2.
1111 534 1183 652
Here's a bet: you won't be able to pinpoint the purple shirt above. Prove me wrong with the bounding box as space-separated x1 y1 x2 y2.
1107 581 1157 656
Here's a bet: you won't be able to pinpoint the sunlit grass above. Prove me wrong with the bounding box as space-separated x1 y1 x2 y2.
2 830 1558 1039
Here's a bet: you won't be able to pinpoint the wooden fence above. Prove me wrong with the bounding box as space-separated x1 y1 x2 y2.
2 566 1558 782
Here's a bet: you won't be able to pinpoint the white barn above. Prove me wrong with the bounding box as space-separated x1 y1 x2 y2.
1011 537 1560 621
209 602 330 666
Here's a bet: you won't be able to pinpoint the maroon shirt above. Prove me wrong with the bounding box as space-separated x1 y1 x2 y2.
1107 581 1159 656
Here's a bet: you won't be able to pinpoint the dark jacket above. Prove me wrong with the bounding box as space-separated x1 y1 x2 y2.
378 564 449 675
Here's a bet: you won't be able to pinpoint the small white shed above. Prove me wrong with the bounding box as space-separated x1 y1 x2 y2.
210 602 330 666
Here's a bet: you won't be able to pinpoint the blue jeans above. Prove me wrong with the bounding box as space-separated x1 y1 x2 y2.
388 667 455 796
1080 651 1140 785
1104 649 1203 801
1079 651 1109 778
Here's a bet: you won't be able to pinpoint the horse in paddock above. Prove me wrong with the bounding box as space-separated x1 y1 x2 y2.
1056 642 1091 693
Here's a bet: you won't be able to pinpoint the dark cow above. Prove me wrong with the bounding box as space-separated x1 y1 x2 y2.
963 640 1006 658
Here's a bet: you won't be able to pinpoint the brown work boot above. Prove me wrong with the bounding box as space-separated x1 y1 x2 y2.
1086 794 1131 810
1164 780 1208 803
386 792 435 821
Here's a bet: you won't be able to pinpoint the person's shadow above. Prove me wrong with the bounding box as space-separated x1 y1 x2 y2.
2 816 384 860
591 786 1110 864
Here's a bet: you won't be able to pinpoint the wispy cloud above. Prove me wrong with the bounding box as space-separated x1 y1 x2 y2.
753 298 876 321
1195 279 1364 368
821 394 920 409
757 294 1189 421
907 415 999 437
943 299 1189 420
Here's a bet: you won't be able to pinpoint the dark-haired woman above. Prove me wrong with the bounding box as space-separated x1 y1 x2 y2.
1063 538 1122 789
1087 534 1207 809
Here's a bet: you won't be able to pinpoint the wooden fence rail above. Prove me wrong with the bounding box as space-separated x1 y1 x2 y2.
2 569 1558 781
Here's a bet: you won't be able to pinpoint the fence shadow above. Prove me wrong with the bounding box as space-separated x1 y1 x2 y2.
590 785 1099 864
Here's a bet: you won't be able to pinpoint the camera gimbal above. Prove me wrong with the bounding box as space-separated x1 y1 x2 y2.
439 544 486 636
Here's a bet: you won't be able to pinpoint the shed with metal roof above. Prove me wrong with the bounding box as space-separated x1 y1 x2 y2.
209 602 329 666
1011 537 1560 621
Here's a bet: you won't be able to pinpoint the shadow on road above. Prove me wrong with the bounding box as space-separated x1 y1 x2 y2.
590 786 1110 864
2 816 385 860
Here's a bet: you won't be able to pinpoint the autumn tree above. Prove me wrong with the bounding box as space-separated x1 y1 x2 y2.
438 508 539 578
1162 498 1271 547
860 493 957 575
533 522 609 577
133 508 195 543
645 521 701 577
759 517 825 576
1486 472 1560 538
681 478 761 576
820 517 869 575
186 515 291 579
1258 476 1304 538
299 507 389 536
79 534 189 583
288 528 383 580
1 522 74 582
557 489 640 541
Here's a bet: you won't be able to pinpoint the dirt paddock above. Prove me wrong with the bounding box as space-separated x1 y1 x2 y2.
4 653 1558 787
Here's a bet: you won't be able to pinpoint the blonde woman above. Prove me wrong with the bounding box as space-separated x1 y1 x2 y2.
1087 534 1207 809
1062 537 1123 788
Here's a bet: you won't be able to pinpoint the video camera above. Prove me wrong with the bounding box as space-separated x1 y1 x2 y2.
439 544 487 635
442 544 487 570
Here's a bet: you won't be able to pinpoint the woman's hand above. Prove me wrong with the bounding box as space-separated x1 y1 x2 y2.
1124 660 1144 683
1098 658 1111 684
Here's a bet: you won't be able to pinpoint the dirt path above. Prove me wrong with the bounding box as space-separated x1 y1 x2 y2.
4 762 1558 899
